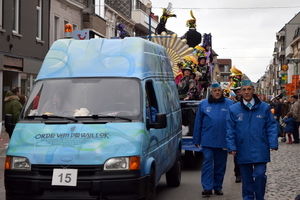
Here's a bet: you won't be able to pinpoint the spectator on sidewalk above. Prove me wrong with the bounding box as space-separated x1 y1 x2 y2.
4 87 23 138
226 79 278 200
283 111 294 144
193 80 234 196
281 99 291 119
4 87 22 124
274 97 282 122
290 95 300 144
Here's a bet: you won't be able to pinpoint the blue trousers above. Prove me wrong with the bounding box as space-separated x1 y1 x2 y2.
240 163 267 200
201 147 227 191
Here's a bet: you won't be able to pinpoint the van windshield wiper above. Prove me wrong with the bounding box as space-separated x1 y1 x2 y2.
76 114 132 122
27 115 78 122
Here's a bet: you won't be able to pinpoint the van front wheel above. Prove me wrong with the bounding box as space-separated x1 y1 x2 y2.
166 150 181 187
142 168 156 200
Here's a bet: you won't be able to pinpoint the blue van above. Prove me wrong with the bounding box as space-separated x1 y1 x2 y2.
4 38 182 200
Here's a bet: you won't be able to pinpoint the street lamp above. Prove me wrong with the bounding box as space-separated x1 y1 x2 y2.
146 3 152 41
288 58 300 75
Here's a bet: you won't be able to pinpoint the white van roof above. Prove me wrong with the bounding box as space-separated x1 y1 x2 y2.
36 37 173 81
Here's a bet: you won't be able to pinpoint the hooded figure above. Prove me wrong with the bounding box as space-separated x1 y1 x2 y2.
4 89 23 124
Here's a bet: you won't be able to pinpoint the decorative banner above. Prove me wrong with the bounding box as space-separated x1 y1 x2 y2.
281 64 289 71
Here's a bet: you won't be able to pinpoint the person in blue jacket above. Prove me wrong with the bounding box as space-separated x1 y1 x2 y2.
226 79 278 200
193 80 234 196
283 111 294 144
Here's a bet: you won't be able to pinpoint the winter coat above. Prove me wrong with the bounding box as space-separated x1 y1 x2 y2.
283 117 294 133
181 28 202 48
4 91 22 124
226 94 278 165
290 100 300 122
274 101 282 119
281 102 290 119
193 95 234 148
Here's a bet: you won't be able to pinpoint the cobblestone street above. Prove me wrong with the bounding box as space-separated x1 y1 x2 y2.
265 138 300 200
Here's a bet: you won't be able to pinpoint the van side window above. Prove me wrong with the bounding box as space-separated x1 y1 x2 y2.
146 81 158 123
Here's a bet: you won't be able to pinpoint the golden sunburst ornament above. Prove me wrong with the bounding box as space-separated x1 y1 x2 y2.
151 31 194 76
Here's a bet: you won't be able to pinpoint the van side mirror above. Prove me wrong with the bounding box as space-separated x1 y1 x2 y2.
147 113 167 129
5 114 15 138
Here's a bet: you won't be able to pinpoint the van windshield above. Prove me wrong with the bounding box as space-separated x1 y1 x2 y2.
22 78 142 120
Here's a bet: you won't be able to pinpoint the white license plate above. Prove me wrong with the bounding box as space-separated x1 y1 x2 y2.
51 168 78 186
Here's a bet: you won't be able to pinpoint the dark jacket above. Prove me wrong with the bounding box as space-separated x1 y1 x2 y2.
274 101 282 119
181 29 202 48
4 91 22 124
281 102 290 119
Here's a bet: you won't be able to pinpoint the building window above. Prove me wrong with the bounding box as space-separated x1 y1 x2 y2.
12 0 20 33
64 20 69 27
95 0 104 18
224 65 229 72
36 0 42 40
73 23 77 31
54 15 59 41
0 0 3 29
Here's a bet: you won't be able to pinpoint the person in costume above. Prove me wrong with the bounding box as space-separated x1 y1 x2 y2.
202 33 213 64
193 80 234 196
226 79 278 200
229 66 243 89
180 10 202 48
177 56 199 100
155 3 176 34
117 23 130 39
193 46 211 98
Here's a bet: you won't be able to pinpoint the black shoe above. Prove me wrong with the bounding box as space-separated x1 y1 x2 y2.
214 190 224 195
202 190 212 196
293 141 299 144
235 176 242 183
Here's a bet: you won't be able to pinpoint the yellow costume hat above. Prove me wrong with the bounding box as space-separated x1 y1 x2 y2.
186 10 196 28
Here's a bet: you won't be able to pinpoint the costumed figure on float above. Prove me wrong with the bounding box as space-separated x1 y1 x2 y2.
177 55 200 100
155 3 176 34
117 23 130 39
227 66 243 101
193 45 211 99
180 10 202 48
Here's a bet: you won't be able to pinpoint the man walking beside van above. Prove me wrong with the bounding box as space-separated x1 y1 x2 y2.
226 80 278 200
193 80 234 196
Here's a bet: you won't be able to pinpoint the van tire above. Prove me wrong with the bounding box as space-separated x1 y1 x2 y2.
166 150 181 187
143 168 156 200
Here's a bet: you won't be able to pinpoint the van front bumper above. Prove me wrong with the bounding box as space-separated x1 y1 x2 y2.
5 169 150 200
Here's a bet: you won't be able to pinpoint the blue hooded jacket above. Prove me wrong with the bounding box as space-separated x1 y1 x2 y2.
226 94 278 164
193 95 234 148
283 117 294 133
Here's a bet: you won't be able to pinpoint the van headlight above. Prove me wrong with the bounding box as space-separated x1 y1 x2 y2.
104 156 140 171
5 156 31 170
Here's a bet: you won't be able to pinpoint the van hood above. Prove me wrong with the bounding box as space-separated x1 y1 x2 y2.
7 123 147 165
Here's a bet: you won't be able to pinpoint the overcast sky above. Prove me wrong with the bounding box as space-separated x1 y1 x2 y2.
150 0 300 82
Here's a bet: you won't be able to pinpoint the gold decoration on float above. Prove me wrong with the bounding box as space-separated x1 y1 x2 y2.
151 31 194 76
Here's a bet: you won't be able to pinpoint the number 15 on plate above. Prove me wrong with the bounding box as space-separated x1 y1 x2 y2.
52 168 78 186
